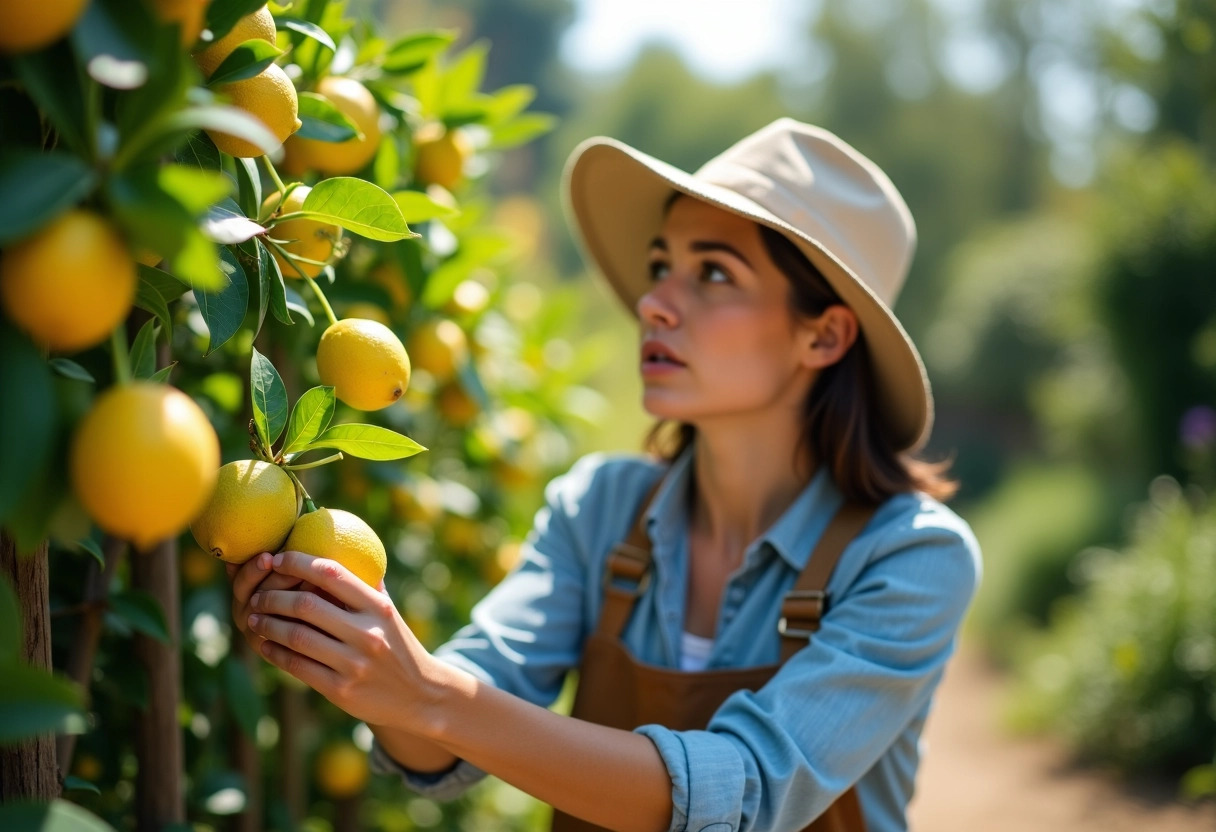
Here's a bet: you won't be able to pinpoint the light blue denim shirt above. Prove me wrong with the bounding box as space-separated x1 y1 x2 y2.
372 444 982 832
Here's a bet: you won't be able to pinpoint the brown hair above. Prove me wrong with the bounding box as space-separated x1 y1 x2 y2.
643 198 957 505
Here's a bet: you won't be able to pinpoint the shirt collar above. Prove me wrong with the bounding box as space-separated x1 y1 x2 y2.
643 439 845 570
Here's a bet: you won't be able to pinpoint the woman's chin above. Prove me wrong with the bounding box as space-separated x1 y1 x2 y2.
641 392 700 423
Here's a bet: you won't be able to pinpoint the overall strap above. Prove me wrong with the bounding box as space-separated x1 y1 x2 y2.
596 476 665 638
779 501 876 662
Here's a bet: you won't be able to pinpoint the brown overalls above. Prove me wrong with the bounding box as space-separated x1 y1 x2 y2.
551 481 874 832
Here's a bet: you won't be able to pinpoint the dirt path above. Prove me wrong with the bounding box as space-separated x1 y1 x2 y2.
906 640 1216 832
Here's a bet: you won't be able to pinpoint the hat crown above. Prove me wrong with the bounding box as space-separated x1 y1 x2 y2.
695 118 916 307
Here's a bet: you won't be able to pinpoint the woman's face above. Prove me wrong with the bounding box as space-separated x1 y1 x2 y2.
637 196 820 425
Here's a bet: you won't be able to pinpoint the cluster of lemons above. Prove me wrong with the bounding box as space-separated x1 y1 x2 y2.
0 2 475 582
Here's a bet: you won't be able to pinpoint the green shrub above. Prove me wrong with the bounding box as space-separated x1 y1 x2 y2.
1009 478 1216 780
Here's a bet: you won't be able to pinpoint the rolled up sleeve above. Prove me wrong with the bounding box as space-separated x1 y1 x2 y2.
636 516 981 832
372 454 611 799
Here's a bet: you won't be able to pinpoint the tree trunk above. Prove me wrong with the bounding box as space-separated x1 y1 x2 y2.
131 536 185 830
0 531 59 802
278 685 307 825
229 640 262 832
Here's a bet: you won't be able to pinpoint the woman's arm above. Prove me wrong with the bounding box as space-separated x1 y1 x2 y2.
246 550 673 832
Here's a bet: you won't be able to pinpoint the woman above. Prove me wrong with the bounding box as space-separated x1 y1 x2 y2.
227 118 981 831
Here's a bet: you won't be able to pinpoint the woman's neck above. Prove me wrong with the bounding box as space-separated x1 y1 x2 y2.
688 416 814 563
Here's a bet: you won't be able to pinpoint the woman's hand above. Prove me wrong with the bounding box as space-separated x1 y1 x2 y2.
243 550 442 733
226 553 307 655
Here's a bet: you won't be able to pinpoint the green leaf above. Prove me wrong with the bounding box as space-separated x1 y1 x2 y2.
304 424 427 461
283 286 314 326
48 359 95 384
159 165 233 214
202 201 265 245
222 656 265 741
392 190 459 224
0 577 20 665
1181 763 1216 800
420 231 512 308
138 265 189 303
193 247 249 354
251 347 288 449
0 800 117 831
71 0 149 90
487 113 557 150
297 177 413 241
76 538 106 569
0 324 56 526
276 17 336 52
440 41 489 113
295 92 360 142
11 47 87 156
481 84 537 124
108 590 170 643
259 240 293 325
381 30 457 75
283 387 336 455
235 157 262 220
207 39 283 86
0 153 99 246
205 0 273 42
0 665 87 744
134 273 174 336
250 241 269 335
147 363 176 384
175 131 223 171
129 320 159 380
162 105 281 158
63 776 102 795
373 132 400 191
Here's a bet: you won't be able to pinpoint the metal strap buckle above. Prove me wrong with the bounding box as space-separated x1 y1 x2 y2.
603 543 651 598
778 589 828 640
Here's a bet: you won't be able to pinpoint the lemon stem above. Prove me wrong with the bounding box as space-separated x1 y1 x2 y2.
110 327 132 385
282 466 317 514
304 273 339 327
260 155 288 205
283 452 344 471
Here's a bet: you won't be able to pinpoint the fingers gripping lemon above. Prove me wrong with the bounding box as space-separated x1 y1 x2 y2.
316 318 412 411
190 460 298 564
70 383 221 551
281 508 386 588
0 209 137 353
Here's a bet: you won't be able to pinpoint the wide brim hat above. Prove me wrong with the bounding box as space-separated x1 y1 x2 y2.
561 117 933 453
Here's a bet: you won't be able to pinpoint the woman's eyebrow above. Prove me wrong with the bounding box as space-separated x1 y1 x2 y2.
647 237 753 269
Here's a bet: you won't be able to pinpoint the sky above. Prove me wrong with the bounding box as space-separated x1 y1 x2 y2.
559 0 812 83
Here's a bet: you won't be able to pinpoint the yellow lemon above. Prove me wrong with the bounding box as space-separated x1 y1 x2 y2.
412 123 472 190
262 185 341 278
388 477 443 526
181 545 220 587
435 383 479 428
192 4 275 77
0 0 88 53
190 459 298 564
70 383 220 551
443 279 490 318
314 741 369 799
150 0 210 47
368 260 412 312
405 319 467 384
0 209 136 353
71 753 103 782
206 62 301 158
284 76 382 176
281 508 386 588
316 318 411 411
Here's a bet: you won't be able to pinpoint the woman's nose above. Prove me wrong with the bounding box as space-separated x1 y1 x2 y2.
637 282 679 328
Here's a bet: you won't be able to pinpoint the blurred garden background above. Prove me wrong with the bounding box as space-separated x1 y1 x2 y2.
3 0 1216 829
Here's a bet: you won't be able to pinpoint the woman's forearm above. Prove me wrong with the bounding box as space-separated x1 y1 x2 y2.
371 722 460 775
414 661 674 832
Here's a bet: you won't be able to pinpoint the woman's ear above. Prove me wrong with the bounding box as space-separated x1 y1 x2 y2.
801 305 858 369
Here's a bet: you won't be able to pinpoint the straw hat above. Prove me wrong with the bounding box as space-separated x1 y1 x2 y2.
562 117 933 453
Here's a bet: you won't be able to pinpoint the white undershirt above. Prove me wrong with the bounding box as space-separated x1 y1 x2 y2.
679 630 714 672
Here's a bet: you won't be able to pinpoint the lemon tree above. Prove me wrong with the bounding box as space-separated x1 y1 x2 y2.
0 0 609 829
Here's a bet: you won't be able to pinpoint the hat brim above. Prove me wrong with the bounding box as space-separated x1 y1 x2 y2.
563 137 934 454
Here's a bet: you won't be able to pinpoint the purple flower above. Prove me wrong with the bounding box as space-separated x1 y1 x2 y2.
1180 405 1216 450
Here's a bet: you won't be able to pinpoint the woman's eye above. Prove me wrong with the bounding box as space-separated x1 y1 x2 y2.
647 261 670 281
701 263 731 284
